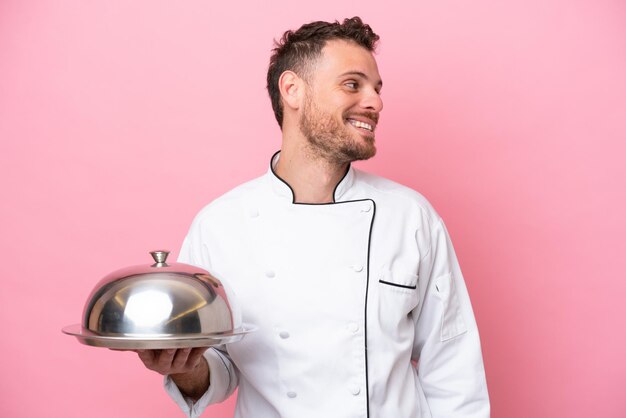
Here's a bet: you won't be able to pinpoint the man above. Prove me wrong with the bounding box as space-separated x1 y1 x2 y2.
137 17 490 417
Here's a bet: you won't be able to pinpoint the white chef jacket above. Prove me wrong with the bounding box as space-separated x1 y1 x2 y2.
164 152 490 418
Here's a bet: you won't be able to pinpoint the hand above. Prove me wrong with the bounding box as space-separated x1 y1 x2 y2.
135 348 208 376
135 348 211 400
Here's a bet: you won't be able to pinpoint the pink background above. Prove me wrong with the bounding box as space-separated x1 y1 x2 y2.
1 1 625 417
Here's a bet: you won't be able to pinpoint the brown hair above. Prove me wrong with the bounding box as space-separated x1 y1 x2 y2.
266 17 380 127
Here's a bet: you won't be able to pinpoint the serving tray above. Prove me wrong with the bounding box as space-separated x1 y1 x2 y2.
62 324 255 349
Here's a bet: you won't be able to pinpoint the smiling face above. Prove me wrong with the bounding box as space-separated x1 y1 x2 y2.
298 39 383 164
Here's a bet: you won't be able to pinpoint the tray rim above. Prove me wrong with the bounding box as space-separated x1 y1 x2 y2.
62 323 255 349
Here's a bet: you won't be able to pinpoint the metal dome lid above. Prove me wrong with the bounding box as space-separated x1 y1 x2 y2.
62 250 252 349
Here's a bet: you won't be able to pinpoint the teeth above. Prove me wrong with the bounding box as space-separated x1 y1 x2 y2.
349 119 373 131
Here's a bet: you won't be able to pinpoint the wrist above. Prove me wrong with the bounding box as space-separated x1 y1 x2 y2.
171 357 210 400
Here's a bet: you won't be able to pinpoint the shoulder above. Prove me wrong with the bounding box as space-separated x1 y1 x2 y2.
352 169 442 224
188 174 267 226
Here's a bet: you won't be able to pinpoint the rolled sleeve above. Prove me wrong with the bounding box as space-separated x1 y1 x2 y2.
163 347 238 418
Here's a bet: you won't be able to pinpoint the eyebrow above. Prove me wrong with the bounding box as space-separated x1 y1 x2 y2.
338 71 383 89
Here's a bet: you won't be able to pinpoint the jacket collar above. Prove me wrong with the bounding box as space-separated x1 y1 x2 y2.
267 151 355 204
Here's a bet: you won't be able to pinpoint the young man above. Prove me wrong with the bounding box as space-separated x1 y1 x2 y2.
138 17 490 418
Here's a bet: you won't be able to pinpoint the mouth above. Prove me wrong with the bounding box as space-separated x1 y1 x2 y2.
347 118 375 133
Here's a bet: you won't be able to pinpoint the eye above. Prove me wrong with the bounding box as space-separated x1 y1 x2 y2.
344 81 359 90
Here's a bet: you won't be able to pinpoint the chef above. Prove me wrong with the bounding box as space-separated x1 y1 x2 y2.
135 17 490 418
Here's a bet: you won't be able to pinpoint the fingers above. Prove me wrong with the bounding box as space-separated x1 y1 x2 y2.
134 347 208 375
157 349 178 371
137 349 158 369
187 347 209 368
170 348 192 370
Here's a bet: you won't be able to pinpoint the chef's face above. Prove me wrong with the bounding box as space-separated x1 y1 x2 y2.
299 39 383 164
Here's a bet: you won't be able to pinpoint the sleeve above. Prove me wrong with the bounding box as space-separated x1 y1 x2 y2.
161 214 240 417
412 218 490 418
163 348 238 418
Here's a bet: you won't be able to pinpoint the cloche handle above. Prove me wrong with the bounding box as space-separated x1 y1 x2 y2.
150 250 170 267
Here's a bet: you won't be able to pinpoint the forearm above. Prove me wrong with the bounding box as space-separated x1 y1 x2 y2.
163 347 238 415
170 357 210 401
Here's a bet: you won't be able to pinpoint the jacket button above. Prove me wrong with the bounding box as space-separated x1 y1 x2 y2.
265 270 275 278
279 331 290 339
347 323 359 333
287 391 297 398
350 386 361 395
352 264 364 273
249 208 259 218
361 204 371 213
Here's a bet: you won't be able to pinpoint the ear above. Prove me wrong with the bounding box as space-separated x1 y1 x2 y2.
278 70 304 111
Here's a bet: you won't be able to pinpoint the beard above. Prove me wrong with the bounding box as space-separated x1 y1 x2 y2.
299 95 377 165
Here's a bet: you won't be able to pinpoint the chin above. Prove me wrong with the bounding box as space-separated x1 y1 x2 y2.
344 144 376 162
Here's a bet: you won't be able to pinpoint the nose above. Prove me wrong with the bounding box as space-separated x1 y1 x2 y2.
361 88 383 113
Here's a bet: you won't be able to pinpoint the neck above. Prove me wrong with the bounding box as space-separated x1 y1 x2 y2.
275 141 349 204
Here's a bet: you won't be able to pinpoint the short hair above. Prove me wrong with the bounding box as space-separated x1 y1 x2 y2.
266 17 380 127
